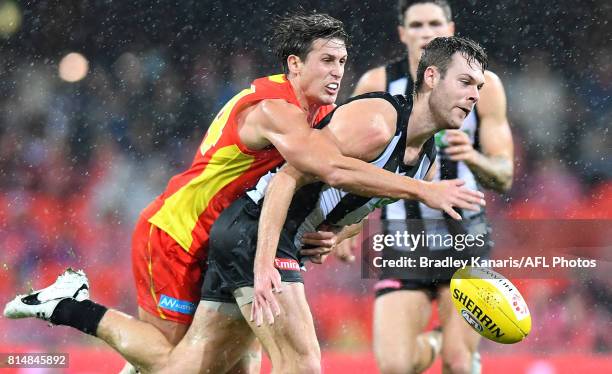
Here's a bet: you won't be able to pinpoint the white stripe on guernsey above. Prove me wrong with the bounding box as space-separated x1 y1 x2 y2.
291 134 403 247
388 77 408 96
419 109 481 219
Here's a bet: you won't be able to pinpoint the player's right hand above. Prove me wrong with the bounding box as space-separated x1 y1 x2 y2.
420 179 485 220
251 265 282 327
300 229 339 264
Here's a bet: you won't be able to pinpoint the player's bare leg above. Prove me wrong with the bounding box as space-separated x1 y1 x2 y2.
437 286 481 374
118 307 259 374
138 307 189 345
237 282 321 374
93 303 260 373
160 301 258 374
374 290 440 374
116 308 190 372
4 269 259 374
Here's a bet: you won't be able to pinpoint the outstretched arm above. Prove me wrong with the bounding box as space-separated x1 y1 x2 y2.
250 99 484 218
251 164 313 326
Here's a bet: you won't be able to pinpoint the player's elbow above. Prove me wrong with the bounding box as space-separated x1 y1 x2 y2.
316 158 348 188
498 164 514 193
489 172 512 194
499 174 513 193
325 169 347 189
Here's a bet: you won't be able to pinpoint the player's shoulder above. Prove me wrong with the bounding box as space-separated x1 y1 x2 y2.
476 70 508 120
247 74 303 115
354 66 387 95
484 69 503 84
478 70 507 105
362 66 387 80
251 74 292 95
255 98 303 119
338 95 397 143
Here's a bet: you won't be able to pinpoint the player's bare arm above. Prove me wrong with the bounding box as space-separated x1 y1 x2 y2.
352 66 387 95
251 101 399 325
249 97 484 218
251 164 310 326
243 97 426 197
444 70 514 192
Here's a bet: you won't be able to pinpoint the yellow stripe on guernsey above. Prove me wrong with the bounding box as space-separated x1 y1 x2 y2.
200 86 255 155
268 74 286 83
149 145 255 252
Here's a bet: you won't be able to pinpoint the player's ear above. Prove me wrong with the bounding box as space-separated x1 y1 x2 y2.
286 55 302 75
448 21 456 35
423 66 439 90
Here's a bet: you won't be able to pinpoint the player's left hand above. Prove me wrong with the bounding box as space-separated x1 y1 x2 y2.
300 230 339 264
444 130 477 163
334 237 356 263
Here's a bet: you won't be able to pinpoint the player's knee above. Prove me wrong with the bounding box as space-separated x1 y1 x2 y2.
378 361 419 374
273 344 320 373
376 350 418 374
441 349 473 374
228 348 262 374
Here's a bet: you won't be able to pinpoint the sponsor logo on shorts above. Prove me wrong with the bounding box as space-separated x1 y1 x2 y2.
274 258 300 271
158 294 196 315
461 309 484 332
374 279 402 291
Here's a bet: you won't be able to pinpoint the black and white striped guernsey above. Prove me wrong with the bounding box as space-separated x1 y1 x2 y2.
246 92 436 249
384 57 484 221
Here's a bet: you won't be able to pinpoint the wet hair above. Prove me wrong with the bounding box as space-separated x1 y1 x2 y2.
414 36 488 94
397 0 452 24
271 12 349 73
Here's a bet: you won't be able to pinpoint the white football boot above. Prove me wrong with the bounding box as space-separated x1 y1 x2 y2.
3 268 89 321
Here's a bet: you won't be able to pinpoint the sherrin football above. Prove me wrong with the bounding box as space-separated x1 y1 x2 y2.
450 266 531 344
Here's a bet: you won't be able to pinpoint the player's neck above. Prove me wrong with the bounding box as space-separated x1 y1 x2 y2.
406 94 438 148
288 75 322 125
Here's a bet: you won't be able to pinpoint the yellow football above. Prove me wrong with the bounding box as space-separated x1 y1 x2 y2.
450 266 531 344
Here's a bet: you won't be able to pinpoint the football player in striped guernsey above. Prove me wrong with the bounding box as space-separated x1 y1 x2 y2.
198 36 488 374
351 1 514 373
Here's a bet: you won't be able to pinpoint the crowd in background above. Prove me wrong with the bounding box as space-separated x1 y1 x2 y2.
0 0 610 353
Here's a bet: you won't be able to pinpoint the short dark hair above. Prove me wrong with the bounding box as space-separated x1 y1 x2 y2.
271 12 349 73
414 36 488 94
398 0 452 24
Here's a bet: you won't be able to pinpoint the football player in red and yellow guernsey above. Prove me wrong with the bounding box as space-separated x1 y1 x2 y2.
134 74 335 328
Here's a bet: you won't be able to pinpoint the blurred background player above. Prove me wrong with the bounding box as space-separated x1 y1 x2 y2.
351 1 513 373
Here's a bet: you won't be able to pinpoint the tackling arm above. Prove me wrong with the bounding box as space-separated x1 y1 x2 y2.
255 165 314 272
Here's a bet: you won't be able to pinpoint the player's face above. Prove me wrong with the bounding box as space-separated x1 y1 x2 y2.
429 53 484 129
298 38 347 105
399 3 454 59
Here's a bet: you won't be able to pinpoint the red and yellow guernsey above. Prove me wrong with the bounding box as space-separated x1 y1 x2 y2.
142 74 334 260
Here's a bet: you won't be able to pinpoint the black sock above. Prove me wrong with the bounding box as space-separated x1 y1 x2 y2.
49 299 108 336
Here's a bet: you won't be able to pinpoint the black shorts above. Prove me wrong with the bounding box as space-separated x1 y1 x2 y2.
375 215 492 300
201 196 304 304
